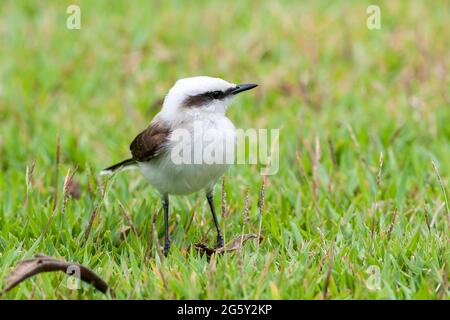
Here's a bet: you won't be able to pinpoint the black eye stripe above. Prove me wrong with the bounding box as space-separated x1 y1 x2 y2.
183 94 210 107
183 89 231 107
210 91 224 99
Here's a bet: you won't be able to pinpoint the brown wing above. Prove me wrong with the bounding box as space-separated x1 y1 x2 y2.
129 120 171 161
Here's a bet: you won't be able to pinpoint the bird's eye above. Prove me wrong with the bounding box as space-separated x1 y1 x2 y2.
211 91 222 99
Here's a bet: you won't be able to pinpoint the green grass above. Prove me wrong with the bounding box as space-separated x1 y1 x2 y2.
0 0 449 299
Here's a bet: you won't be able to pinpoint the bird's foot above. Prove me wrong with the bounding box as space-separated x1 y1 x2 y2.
164 240 171 257
215 236 224 249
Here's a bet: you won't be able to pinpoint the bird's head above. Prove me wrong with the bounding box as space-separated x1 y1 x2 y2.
160 76 257 121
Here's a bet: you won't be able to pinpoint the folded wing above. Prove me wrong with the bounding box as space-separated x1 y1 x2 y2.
130 120 171 162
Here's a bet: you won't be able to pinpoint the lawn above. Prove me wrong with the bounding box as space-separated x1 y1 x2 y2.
0 0 449 299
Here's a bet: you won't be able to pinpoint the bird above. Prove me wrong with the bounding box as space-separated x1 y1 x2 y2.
101 76 257 256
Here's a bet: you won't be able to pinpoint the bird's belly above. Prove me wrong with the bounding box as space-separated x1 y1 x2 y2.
138 117 236 195
138 158 228 195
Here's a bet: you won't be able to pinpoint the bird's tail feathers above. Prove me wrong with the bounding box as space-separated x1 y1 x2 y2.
100 158 137 176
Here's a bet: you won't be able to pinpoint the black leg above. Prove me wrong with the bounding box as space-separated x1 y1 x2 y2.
162 194 170 257
206 191 224 248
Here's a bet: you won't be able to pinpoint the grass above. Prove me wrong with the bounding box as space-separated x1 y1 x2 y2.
0 0 449 299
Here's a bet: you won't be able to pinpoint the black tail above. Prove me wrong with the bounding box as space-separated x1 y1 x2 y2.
100 158 136 175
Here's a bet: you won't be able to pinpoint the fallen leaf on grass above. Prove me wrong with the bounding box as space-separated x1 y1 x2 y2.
194 234 261 256
1 254 111 295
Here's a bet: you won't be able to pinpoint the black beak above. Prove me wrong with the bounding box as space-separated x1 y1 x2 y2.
231 83 258 95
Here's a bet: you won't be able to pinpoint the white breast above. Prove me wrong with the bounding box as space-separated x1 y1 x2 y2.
138 115 236 195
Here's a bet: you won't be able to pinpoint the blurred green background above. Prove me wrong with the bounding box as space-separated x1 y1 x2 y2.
0 1 449 299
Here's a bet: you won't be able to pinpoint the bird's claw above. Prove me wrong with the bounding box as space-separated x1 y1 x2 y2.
164 240 171 257
215 236 224 249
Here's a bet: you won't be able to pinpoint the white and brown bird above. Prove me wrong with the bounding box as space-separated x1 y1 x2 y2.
102 76 257 256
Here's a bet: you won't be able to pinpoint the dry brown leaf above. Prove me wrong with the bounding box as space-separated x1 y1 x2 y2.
1 254 111 295
194 234 261 256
